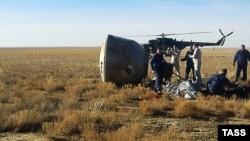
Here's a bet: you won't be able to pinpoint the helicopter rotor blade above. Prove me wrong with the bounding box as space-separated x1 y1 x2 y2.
123 31 211 37
219 29 225 36
155 31 211 36
226 31 233 37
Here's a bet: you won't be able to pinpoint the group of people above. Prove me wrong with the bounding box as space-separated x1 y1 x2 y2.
150 43 202 94
168 43 202 84
150 44 250 98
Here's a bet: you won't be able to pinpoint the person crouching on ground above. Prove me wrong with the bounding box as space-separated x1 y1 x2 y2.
202 68 237 97
230 80 250 99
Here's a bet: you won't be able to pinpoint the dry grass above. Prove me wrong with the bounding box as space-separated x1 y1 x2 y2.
0 47 250 140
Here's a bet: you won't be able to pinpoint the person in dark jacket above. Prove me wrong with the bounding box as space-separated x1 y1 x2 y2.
204 69 237 96
150 46 167 93
230 80 250 99
180 46 196 81
233 44 250 82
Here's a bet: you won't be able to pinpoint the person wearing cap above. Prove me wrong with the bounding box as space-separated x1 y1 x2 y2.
150 46 167 93
233 44 250 82
189 43 202 88
203 68 237 96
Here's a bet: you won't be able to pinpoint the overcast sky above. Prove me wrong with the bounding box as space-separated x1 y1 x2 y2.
0 0 249 47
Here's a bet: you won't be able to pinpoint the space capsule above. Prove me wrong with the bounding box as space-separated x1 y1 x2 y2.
99 35 149 85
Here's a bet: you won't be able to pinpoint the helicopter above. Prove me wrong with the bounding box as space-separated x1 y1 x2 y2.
99 29 233 85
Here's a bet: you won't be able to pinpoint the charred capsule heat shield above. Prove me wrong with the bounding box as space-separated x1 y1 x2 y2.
99 35 149 85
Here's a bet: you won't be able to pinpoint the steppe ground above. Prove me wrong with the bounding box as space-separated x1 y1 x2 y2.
0 47 250 141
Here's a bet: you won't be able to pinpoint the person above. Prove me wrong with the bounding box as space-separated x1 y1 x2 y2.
230 80 250 99
202 69 237 97
180 45 196 81
189 43 202 88
169 45 181 78
150 46 167 93
233 44 250 82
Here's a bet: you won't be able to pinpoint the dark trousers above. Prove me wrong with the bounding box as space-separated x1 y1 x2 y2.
154 69 163 92
236 64 247 81
208 86 226 96
185 66 196 81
